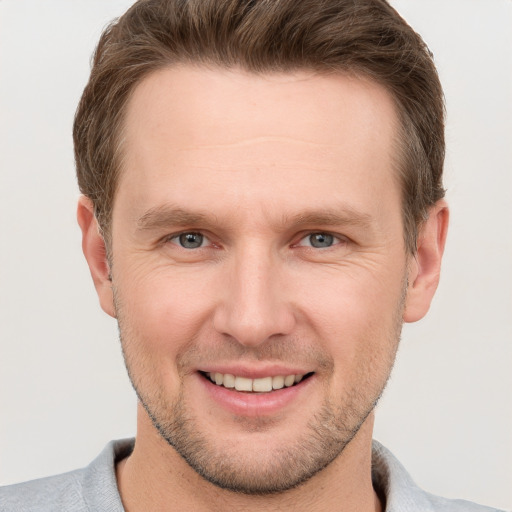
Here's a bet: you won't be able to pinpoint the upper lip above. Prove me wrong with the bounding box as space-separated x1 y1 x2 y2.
198 365 312 379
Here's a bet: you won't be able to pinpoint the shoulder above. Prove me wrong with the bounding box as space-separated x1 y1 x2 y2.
0 439 133 512
372 440 507 512
422 492 506 512
0 469 87 512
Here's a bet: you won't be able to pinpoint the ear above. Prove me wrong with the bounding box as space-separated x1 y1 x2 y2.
77 196 116 318
403 200 449 323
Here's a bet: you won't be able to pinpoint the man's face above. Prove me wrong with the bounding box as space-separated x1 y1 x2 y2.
110 66 409 493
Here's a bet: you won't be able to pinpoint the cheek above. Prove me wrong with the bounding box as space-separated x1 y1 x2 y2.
114 263 218 360
293 265 404 370
298 264 403 327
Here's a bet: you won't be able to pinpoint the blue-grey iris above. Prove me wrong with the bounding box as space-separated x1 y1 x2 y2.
179 232 203 249
309 233 334 248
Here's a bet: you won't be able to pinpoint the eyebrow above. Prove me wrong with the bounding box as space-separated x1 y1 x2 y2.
136 204 374 233
283 209 373 230
137 206 217 231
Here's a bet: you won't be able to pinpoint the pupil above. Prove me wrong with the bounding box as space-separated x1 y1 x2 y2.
179 232 203 248
310 233 333 248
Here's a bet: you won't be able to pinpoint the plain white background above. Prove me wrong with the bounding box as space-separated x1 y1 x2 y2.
0 0 510 509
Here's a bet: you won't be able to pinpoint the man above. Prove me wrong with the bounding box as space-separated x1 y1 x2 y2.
0 1 505 511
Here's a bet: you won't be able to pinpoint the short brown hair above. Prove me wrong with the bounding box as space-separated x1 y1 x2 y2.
74 0 445 253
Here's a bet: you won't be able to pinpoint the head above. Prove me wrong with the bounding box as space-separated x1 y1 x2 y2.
74 0 445 255
76 0 448 497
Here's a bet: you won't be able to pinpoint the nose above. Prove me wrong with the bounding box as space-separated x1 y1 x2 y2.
213 244 296 347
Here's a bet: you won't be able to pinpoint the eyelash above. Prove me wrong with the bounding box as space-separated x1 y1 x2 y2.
295 232 344 249
164 231 345 250
166 232 211 249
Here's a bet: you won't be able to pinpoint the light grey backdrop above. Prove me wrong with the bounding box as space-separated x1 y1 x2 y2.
0 1 510 509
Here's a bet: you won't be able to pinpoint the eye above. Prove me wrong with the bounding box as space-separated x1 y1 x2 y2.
170 232 208 249
297 232 340 249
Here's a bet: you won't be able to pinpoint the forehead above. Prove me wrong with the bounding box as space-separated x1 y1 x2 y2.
122 65 398 152
116 65 401 227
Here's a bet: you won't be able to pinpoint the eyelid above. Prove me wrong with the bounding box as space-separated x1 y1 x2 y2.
163 230 211 248
294 231 346 248
160 230 347 249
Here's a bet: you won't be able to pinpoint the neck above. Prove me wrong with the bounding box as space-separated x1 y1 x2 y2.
116 406 382 512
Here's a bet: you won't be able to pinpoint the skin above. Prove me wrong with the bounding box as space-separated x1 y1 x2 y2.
78 66 448 511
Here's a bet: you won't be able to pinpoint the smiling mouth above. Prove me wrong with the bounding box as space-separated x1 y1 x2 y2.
200 371 314 393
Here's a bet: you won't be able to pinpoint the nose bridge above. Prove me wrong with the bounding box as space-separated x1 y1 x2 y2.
213 240 295 346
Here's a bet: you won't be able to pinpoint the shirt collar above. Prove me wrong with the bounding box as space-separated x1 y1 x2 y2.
83 438 437 511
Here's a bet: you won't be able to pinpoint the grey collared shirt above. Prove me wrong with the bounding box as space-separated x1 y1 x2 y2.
0 439 505 511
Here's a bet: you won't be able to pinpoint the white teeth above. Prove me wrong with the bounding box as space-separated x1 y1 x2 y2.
235 376 253 392
206 372 306 392
223 373 235 388
284 375 295 387
272 375 284 389
253 377 273 392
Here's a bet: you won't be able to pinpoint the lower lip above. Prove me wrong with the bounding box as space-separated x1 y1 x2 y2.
198 373 313 417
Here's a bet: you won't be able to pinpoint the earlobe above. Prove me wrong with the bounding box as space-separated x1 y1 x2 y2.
403 200 449 323
77 196 116 318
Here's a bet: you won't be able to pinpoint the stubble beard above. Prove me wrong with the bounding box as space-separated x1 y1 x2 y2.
115 285 405 496
134 384 383 495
